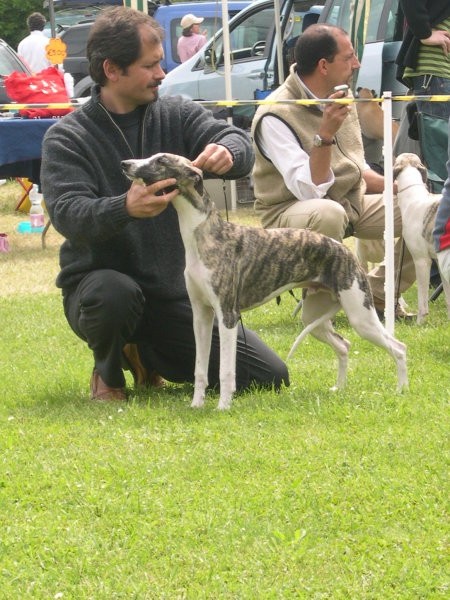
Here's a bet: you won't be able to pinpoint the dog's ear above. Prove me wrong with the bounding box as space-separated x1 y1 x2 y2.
393 161 402 181
192 172 203 196
418 162 428 183
185 163 203 195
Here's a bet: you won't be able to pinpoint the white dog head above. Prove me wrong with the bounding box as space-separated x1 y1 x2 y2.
393 152 428 183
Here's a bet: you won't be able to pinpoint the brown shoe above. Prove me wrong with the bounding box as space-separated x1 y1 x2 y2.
394 303 416 322
375 302 416 323
90 370 126 402
122 343 165 389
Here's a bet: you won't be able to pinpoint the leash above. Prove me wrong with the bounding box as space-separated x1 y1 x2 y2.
397 183 427 194
222 178 229 222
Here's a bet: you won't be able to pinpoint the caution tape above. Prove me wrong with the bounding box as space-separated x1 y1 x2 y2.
198 94 450 107
0 100 86 111
0 94 449 112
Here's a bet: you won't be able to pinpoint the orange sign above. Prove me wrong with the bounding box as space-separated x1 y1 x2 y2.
45 38 67 65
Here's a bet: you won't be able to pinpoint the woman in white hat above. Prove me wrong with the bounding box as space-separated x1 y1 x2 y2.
177 13 208 63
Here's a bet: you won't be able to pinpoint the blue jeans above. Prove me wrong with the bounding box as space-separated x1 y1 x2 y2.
411 75 450 120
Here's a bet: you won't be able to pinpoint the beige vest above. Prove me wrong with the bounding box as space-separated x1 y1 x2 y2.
251 67 366 228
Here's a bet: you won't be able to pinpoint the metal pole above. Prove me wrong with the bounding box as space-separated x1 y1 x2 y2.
47 0 56 38
221 0 238 210
383 91 395 333
274 0 284 83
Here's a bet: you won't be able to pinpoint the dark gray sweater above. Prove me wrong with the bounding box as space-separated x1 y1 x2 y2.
41 86 254 298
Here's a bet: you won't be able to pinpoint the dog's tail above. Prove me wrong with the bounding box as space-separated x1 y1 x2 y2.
286 308 338 361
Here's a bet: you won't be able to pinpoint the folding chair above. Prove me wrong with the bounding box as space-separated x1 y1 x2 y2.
416 111 448 194
15 178 33 213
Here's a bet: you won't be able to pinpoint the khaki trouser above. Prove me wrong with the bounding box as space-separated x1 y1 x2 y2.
275 193 416 306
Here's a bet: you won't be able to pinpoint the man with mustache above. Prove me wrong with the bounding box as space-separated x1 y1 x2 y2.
41 6 288 402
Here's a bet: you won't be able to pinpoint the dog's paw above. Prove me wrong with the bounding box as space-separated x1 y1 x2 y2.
191 395 205 408
217 396 232 410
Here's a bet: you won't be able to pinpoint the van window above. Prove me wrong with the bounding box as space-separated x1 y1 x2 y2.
321 0 400 44
170 16 226 66
205 6 275 68
169 10 252 67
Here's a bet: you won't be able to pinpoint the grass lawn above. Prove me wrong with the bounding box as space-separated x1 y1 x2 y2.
0 180 449 598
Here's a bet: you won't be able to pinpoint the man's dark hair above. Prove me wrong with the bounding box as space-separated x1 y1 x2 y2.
87 6 164 85
294 24 347 77
27 12 46 32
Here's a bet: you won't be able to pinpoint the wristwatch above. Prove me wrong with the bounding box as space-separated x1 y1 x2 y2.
313 134 335 147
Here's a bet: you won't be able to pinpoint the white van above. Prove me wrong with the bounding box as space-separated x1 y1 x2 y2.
160 0 407 114
159 0 324 109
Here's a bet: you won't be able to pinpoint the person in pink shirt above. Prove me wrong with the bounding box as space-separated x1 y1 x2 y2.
177 14 208 63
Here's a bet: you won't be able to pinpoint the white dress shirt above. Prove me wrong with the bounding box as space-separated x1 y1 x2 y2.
254 77 369 201
17 30 52 73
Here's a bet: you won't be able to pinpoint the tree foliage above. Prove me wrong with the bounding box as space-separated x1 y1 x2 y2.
0 0 48 49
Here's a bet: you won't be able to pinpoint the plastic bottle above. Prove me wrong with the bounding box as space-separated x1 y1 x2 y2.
63 72 74 98
29 184 45 229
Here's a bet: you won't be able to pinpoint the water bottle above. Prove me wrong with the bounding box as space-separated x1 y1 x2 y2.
29 184 45 229
63 72 74 98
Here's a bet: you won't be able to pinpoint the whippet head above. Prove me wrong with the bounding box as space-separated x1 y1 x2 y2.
393 152 428 183
121 153 204 196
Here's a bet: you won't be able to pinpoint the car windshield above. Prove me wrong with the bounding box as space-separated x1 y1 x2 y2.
44 7 102 35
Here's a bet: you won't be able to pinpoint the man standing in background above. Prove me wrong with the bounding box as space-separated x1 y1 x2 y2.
17 12 52 73
396 0 450 119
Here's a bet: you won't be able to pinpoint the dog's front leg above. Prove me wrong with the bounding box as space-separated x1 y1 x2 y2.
217 321 238 410
414 257 432 324
190 300 215 408
442 278 450 319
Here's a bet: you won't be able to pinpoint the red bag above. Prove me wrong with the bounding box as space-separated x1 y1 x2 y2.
4 66 73 118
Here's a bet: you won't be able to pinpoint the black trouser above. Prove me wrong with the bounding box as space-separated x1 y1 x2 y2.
63 269 290 392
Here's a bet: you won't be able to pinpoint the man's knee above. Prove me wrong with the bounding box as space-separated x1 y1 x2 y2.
279 202 348 240
77 270 145 333
82 270 143 311
307 203 348 240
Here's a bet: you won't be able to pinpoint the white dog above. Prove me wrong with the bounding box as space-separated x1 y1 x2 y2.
122 153 408 409
394 152 450 324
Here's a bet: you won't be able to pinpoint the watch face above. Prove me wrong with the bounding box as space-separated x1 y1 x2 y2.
313 134 333 146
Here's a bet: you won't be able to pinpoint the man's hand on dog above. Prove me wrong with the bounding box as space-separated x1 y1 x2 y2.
125 143 233 218
193 143 233 176
126 179 178 218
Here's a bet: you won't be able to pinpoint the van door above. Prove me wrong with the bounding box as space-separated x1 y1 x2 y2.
196 1 276 103
264 1 324 90
197 0 323 100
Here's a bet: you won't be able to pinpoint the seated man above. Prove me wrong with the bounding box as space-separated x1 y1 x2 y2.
251 23 416 318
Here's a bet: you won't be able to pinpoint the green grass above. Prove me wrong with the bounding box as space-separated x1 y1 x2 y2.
0 181 449 598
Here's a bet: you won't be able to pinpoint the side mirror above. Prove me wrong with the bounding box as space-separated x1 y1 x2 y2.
204 47 223 71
